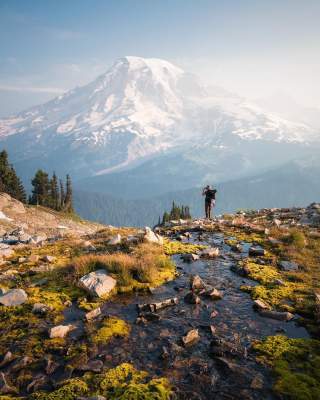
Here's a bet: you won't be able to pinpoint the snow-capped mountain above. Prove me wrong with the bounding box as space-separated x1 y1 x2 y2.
0 56 319 184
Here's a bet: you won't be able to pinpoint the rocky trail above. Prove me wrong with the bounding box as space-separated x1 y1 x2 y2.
0 195 319 399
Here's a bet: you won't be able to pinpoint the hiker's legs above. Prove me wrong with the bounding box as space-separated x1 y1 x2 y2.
208 204 211 219
205 201 210 218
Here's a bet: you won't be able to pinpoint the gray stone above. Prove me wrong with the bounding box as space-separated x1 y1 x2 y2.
248 246 265 257
0 289 28 306
259 310 294 321
79 269 116 298
181 253 199 262
77 360 103 372
278 260 299 272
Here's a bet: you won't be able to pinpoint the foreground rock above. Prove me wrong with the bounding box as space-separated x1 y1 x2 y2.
137 297 178 313
278 260 299 272
79 269 117 298
200 247 219 258
144 227 164 245
182 329 199 346
259 310 294 321
49 324 75 338
0 289 28 306
108 234 121 245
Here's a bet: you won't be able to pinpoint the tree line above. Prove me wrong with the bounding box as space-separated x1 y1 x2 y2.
0 150 73 213
160 201 192 225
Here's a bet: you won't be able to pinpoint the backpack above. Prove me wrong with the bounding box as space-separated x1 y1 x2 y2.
207 189 217 200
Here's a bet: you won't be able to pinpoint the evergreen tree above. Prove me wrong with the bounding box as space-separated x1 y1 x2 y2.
64 174 73 213
30 169 50 206
50 172 59 210
59 179 65 210
162 211 170 225
0 150 26 202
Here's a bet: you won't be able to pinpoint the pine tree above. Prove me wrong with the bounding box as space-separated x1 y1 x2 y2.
30 169 50 206
64 174 73 213
59 179 65 210
50 172 59 210
0 150 26 202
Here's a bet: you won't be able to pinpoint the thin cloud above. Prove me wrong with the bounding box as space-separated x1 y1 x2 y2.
0 84 65 94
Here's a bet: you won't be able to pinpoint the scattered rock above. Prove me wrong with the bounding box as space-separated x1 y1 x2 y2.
184 291 201 304
210 310 219 318
137 297 178 313
278 260 299 272
259 310 294 321
30 235 47 245
79 269 117 298
182 329 199 346
248 247 265 257
0 372 18 394
42 255 55 263
108 234 121 245
45 357 60 375
253 299 270 311
26 374 47 393
250 374 264 389
18 257 27 263
200 247 219 258
205 288 223 300
28 254 40 263
0 289 28 306
144 227 164 245
181 253 199 262
0 352 14 368
0 244 14 258
49 324 75 338
32 303 51 315
85 307 102 321
82 240 97 251
77 360 103 372
190 275 206 290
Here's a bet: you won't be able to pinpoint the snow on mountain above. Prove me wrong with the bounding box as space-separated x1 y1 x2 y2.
0 56 318 180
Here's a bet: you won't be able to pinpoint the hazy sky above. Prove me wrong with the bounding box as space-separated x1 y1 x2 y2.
0 0 319 116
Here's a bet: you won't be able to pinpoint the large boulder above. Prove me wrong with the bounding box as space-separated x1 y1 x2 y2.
0 289 28 306
144 227 164 245
79 269 117 298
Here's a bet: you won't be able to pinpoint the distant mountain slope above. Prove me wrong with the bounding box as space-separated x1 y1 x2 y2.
0 56 318 187
74 158 320 227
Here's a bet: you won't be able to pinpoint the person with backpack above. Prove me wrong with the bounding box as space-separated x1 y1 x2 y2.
202 185 217 219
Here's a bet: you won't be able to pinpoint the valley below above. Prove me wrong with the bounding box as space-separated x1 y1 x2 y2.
0 193 319 399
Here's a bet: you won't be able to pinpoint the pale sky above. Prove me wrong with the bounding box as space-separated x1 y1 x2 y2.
0 0 319 116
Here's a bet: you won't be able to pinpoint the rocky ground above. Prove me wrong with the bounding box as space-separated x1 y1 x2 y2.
0 194 319 400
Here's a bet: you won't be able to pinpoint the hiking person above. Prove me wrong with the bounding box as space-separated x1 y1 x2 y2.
202 185 217 219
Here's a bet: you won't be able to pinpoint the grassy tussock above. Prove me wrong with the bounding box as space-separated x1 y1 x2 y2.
70 243 175 289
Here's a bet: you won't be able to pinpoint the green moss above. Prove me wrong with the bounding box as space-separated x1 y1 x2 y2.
242 261 280 285
98 363 172 400
163 240 206 255
91 316 130 344
30 378 88 400
254 335 320 400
